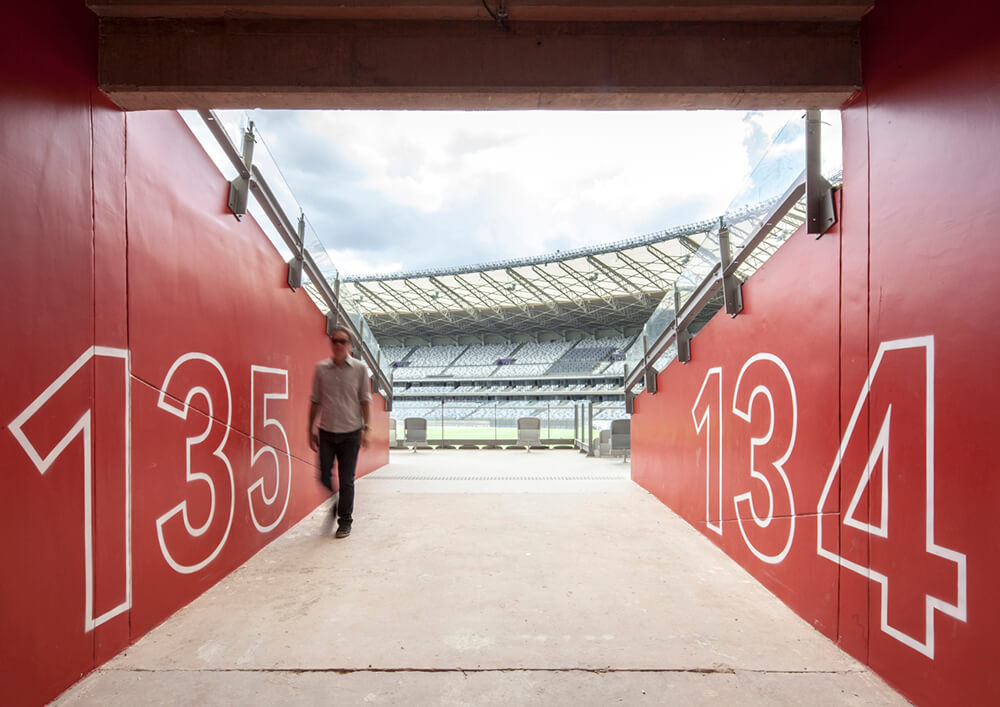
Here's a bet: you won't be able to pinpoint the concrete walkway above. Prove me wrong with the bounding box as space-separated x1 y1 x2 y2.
57 450 908 706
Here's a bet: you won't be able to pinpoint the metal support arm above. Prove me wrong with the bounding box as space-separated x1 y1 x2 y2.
287 213 305 291
806 110 836 237
228 121 255 219
674 289 692 363
719 222 743 316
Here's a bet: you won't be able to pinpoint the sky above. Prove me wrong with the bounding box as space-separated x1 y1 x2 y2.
197 109 834 278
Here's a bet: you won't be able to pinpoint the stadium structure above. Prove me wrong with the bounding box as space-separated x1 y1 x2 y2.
185 107 831 448
330 181 818 444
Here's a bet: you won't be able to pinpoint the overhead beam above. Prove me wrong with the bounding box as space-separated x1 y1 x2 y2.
97 18 861 110
88 1 873 23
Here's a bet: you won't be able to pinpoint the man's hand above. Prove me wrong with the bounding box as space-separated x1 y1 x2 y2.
360 428 370 448
310 430 319 452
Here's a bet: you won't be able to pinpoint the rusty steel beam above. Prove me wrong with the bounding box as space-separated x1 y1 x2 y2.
97 18 861 110
87 1 872 22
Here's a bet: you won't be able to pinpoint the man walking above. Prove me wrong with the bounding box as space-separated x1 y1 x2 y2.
309 326 371 538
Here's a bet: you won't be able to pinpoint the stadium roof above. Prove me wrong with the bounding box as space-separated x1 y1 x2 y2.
335 195 806 341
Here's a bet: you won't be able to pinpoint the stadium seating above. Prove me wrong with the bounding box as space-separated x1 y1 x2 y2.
516 417 542 449
406 344 467 366
403 417 428 451
610 418 631 460
381 346 412 364
451 343 515 365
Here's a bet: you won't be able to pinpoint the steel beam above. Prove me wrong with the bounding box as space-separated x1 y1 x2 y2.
806 109 836 236
97 18 861 110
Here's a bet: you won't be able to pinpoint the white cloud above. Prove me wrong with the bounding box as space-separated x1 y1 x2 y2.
234 108 815 276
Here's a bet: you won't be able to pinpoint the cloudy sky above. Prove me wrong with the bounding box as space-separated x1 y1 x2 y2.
195 109 835 278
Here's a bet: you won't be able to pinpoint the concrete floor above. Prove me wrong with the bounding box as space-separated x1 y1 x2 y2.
56 450 908 706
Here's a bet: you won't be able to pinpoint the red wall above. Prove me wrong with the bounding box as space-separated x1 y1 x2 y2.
632 1 1000 705
0 3 388 704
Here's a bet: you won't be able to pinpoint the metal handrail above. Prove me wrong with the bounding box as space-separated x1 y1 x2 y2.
624 172 809 394
195 110 394 406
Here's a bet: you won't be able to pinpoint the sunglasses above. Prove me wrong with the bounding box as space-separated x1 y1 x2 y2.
331 338 350 345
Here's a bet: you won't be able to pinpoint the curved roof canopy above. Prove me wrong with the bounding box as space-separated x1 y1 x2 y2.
337 197 801 340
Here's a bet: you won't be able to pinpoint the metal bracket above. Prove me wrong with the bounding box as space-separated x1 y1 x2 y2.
287 212 305 291
644 367 658 394
641 335 658 394
806 110 836 237
674 288 692 363
227 121 255 219
624 390 635 415
719 221 743 316
325 312 338 336
586 401 595 457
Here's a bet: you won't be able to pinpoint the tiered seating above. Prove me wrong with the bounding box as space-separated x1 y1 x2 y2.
393 344 467 379
514 340 575 362
458 343 515 363
380 346 412 364
544 343 609 375
448 365 502 378
489 340 573 378
406 344 467 367
397 385 456 395
390 403 441 419
449 343 514 374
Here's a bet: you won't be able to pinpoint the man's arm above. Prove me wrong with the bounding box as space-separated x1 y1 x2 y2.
360 401 371 447
309 362 322 451
309 401 321 451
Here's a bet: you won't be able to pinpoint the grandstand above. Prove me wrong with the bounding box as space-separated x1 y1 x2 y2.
387 336 632 383
321 117 834 448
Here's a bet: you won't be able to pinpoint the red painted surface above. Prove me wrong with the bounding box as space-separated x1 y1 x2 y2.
634 2 1000 705
633 214 844 639
0 4 388 705
3 0 998 705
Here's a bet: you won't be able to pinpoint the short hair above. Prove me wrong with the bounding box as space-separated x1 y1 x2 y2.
329 325 353 345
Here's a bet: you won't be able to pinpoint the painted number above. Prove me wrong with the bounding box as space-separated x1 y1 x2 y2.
9 347 132 631
156 353 235 574
817 336 966 658
691 353 798 564
731 354 797 564
248 366 292 533
691 367 723 535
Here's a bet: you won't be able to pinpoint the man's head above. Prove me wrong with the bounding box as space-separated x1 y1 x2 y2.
329 326 353 363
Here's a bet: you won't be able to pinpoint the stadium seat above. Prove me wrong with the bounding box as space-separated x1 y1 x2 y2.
404 417 428 452
517 416 542 451
598 428 611 456
610 418 631 461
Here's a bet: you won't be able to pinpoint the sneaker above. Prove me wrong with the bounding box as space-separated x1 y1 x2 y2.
335 522 352 539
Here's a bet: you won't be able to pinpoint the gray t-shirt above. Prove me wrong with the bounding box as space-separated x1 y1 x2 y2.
310 356 372 433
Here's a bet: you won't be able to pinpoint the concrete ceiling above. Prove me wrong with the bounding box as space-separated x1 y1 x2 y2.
88 1 871 110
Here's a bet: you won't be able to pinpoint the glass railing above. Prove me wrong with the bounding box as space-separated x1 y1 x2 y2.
177 109 393 391
387 399 626 444
623 110 842 387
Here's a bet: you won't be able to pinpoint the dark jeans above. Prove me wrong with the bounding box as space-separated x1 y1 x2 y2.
318 428 361 523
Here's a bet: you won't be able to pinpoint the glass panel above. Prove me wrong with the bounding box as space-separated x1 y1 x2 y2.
251 126 309 248
642 290 677 351
726 115 806 250
673 226 722 312
301 215 338 283
178 111 240 181
623 333 646 379
247 193 295 261
821 110 843 183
